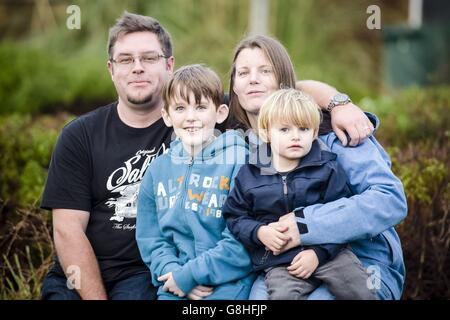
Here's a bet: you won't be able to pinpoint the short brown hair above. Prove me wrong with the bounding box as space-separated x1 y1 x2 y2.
229 35 297 130
107 11 172 60
163 64 223 111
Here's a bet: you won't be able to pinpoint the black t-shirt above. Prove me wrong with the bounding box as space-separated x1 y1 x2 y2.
41 102 173 283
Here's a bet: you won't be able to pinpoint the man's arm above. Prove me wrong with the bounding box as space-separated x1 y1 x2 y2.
296 80 374 146
53 209 107 300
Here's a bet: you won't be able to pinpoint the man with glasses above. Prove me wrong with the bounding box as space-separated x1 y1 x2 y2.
40 12 174 300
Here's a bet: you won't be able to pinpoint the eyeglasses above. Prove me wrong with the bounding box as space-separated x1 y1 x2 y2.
111 53 167 67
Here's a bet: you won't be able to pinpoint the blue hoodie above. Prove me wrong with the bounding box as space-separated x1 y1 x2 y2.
136 130 255 299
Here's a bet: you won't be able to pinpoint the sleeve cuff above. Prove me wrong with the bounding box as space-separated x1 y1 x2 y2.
161 262 181 276
364 111 380 131
294 207 305 218
310 246 329 266
251 222 266 246
173 264 198 294
294 207 309 235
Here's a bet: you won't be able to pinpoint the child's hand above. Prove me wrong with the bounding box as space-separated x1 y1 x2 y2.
187 285 214 300
158 272 185 297
257 225 291 254
287 249 319 279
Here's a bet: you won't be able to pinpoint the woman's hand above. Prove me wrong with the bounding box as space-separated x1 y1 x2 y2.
296 80 374 146
331 103 374 147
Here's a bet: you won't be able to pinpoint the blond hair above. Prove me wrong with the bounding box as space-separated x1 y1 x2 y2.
228 35 297 130
258 89 322 138
163 64 223 111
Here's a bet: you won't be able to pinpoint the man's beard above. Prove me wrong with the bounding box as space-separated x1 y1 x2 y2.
127 92 154 105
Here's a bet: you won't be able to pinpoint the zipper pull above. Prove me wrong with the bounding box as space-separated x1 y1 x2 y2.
261 249 270 263
282 175 288 195
188 156 194 166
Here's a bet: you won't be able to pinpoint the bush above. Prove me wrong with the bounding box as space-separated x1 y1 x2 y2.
360 86 450 147
0 113 71 206
391 144 449 299
0 0 407 117
0 114 68 299
0 42 115 116
0 208 53 300
362 86 450 299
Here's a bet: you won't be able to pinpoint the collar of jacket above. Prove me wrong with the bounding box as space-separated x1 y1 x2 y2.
248 139 337 175
167 130 247 163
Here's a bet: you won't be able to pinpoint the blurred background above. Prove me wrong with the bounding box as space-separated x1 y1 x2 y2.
0 0 448 299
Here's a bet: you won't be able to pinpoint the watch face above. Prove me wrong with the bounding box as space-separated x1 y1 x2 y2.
334 93 349 103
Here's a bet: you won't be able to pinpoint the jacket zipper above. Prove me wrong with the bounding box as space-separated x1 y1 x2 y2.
281 174 290 212
180 156 195 242
180 156 194 208
261 249 270 263
261 174 290 265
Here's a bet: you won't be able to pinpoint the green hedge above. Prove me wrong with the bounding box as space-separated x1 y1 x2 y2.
0 113 71 299
361 86 450 299
360 86 450 147
0 113 73 206
1 0 405 117
390 145 449 299
0 42 115 115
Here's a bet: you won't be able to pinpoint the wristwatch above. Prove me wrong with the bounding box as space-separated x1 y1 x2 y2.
326 93 351 112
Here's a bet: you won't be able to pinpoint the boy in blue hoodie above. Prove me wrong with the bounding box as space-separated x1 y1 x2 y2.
223 89 377 300
136 64 254 300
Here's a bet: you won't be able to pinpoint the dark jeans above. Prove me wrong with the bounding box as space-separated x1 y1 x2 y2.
41 270 157 300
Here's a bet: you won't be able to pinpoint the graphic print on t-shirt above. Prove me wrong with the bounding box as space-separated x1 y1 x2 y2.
105 146 167 225
106 182 140 222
